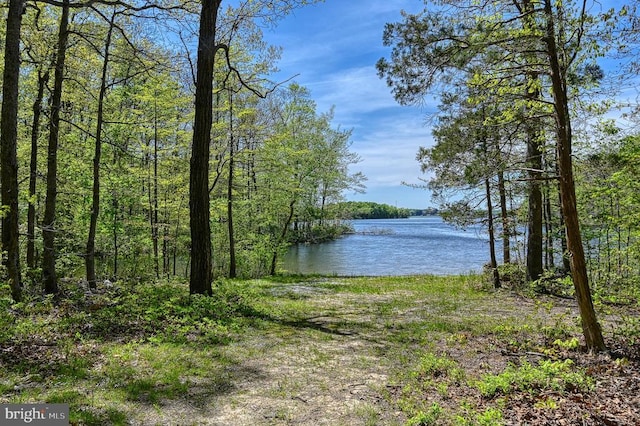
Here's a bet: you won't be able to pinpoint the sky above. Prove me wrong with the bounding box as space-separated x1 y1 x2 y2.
261 0 438 209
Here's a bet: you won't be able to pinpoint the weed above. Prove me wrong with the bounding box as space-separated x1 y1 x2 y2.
454 405 505 426
406 403 442 426
0 273 619 424
475 408 504 425
353 403 382 426
534 396 558 409
475 359 593 398
552 337 579 350
413 353 465 383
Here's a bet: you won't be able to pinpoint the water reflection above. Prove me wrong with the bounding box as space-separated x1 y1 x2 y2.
282 216 495 276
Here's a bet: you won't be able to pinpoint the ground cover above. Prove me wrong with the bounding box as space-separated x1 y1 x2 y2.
1 274 639 425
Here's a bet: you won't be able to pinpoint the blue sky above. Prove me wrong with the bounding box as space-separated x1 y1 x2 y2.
262 0 438 209
259 0 636 210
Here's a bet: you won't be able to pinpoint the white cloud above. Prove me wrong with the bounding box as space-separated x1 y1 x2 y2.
309 67 399 116
352 116 433 185
263 0 434 206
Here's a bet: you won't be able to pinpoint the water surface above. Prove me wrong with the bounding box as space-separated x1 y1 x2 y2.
282 216 493 276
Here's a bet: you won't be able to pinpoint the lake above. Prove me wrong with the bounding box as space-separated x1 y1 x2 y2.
282 216 496 276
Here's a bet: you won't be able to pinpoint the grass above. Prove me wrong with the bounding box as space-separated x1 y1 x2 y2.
0 273 627 425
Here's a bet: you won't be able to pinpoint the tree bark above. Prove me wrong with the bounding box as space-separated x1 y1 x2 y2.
525 73 544 282
1 0 25 302
485 178 500 288
86 12 115 290
190 0 222 295
543 0 606 352
497 170 510 264
27 71 49 271
557 178 571 271
42 0 70 296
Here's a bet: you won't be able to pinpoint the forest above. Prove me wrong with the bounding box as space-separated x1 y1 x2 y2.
1 0 640 424
0 0 368 296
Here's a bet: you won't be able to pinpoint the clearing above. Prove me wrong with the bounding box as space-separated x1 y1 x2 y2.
1 275 639 425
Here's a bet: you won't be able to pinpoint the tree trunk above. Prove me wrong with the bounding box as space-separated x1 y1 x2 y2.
525 73 544 282
113 196 118 278
27 71 49 271
543 0 606 352
189 0 222 295
1 0 25 302
557 180 571 271
151 98 160 278
485 178 500 288
497 170 510 264
227 90 237 278
86 12 115 290
544 184 555 269
42 0 70 296
163 191 169 276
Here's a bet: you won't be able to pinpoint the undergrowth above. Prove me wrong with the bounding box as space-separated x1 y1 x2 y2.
0 274 637 425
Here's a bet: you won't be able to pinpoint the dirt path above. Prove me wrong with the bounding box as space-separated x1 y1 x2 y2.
213 286 404 426
210 329 398 425
143 287 409 425
131 279 640 426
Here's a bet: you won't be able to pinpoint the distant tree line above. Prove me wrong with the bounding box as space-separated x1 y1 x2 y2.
330 201 440 220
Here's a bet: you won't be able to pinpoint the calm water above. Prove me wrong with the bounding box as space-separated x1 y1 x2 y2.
282 216 494 276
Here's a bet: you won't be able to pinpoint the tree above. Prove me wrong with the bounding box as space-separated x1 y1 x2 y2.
377 3 542 278
1 0 26 302
189 0 222 295
42 0 70 296
419 89 505 287
377 0 607 351
23 7 57 273
188 0 320 293
578 133 640 289
27 70 49 272
86 9 117 290
542 0 605 350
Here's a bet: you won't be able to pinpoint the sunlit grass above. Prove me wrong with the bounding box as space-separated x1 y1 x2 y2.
0 273 597 425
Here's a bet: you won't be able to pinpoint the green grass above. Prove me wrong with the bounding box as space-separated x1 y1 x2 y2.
0 273 601 425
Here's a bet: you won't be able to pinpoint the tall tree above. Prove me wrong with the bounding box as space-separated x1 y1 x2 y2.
86 9 116 290
27 70 49 272
189 0 222 295
42 0 70 296
377 0 607 351
1 0 26 301
542 0 605 351
188 0 319 292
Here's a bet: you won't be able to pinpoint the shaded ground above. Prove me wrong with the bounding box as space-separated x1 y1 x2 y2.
1 276 640 425
139 279 640 425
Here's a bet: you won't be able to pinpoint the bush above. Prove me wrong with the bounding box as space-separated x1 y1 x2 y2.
495 263 526 289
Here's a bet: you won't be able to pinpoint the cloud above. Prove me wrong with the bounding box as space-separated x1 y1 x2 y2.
263 0 434 206
351 115 433 185
308 67 398 116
